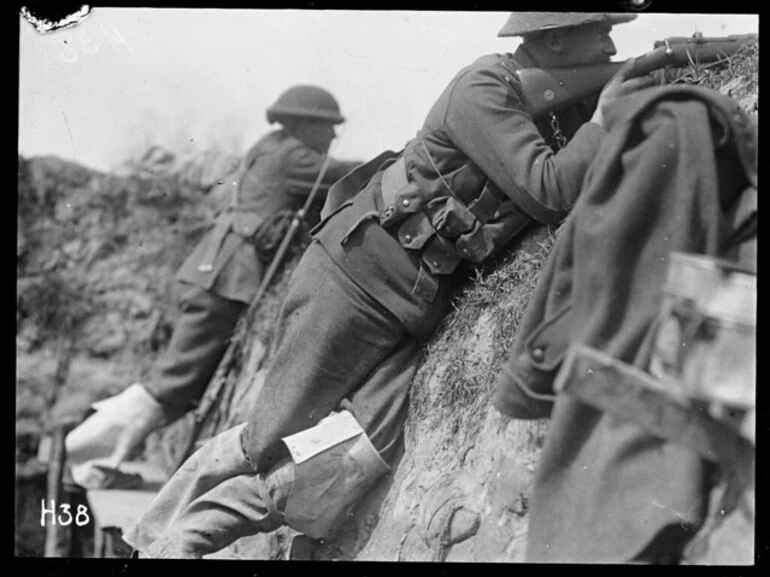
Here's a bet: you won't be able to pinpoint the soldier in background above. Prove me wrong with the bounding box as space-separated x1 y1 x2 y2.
65 85 361 486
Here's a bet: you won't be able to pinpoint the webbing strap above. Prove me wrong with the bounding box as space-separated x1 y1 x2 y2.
418 137 503 222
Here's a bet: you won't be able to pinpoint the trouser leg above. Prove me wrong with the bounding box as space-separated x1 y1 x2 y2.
127 336 421 556
145 283 245 421
123 424 293 559
243 242 412 473
340 336 420 463
143 463 293 559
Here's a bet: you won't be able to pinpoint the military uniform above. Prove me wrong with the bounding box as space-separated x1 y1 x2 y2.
145 129 359 420
242 45 605 473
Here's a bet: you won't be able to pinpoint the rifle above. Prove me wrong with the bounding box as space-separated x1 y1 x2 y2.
518 33 758 120
172 154 334 473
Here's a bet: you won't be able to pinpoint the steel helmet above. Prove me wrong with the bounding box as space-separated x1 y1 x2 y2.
498 12 637 37
266 85 345 124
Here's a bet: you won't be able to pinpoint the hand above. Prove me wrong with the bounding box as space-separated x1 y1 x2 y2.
591 58 659 129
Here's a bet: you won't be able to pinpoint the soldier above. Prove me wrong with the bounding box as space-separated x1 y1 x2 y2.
124 13 657 557
65 85 361 485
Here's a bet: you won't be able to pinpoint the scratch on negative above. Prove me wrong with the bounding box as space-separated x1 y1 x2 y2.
62 111 75 145
652 500 689 522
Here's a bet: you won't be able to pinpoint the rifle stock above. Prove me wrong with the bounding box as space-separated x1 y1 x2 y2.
517 33 758 120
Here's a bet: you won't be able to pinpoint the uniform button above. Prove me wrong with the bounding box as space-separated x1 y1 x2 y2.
531 347 545 362
404 234 412 242
402 199 411 207
198 264 214 272
433 261 440 268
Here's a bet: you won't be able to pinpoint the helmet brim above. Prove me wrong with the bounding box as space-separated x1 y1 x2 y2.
266 108 345 125
498 12 637 37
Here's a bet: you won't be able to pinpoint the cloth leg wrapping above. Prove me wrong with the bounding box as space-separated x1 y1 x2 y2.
125 414 394 556
144 283 245 421
281 410 391 539
123 424 292 558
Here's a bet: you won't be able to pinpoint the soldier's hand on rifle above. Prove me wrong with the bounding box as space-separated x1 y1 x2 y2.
591 58 659 130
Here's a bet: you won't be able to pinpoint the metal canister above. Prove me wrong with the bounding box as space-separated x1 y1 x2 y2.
650 252 756 408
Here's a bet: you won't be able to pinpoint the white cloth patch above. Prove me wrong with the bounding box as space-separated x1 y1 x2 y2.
281 410 362 464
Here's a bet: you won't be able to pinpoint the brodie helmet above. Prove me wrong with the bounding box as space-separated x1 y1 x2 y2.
266 85 345 124
498 12 637 37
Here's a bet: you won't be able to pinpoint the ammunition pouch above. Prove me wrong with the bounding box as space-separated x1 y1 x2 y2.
378 156 516 280
279 411 390 539
426 197 477 239
455 221 496 265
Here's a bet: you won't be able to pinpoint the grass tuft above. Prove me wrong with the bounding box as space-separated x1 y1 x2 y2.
408 227 557 444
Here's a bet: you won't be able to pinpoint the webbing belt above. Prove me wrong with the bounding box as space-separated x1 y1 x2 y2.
378 154 506 302
379 154 504 225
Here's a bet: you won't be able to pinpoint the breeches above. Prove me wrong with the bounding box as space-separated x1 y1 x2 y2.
125 242 423 556
243 241 420 473
145 283 245 421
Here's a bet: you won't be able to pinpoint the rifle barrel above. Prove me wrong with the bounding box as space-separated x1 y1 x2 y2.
633 33 758 77
517 33 758 119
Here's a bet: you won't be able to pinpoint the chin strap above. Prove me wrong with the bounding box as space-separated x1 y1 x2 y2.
549 112 568 150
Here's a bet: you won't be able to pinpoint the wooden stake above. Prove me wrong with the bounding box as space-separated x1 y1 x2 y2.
43 427 67 557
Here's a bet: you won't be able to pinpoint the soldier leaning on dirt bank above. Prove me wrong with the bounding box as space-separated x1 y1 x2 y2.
64 85 362 481
121 13 659 558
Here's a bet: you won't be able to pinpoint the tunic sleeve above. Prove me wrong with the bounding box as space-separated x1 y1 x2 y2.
444 66 605 224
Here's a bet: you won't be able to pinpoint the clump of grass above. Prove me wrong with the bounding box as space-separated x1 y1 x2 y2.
665 37 758 105
408 226 557 443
